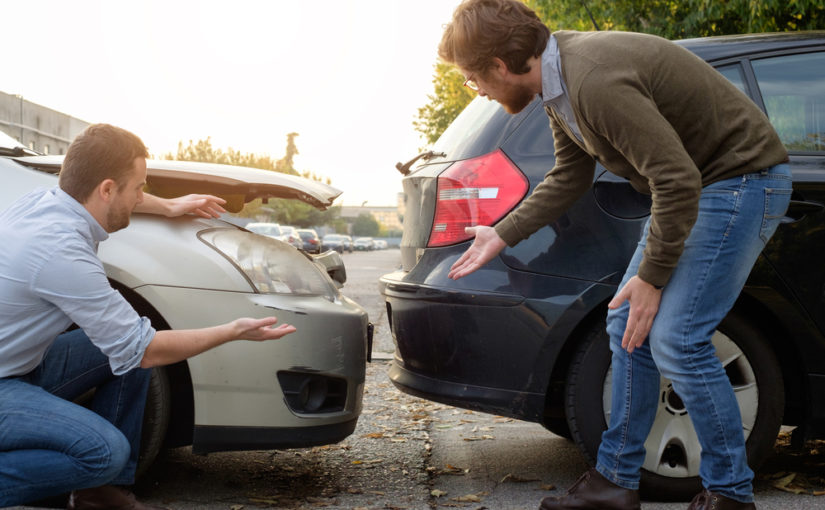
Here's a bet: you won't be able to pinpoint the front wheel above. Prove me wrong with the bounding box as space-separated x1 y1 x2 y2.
564 312 784 501
136 366 171 478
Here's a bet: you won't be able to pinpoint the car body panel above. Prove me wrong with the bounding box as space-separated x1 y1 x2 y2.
135 285 367 427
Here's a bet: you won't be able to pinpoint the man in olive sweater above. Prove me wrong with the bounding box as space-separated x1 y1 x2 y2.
441 1 790 509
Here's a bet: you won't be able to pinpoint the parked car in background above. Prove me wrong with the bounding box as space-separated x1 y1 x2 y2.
374 239 388 250
322 233 351 253
354 237 375 251
0 132 372 477
297 228 322 254
380 32 825 500
342 235 354 252
279 225 303 249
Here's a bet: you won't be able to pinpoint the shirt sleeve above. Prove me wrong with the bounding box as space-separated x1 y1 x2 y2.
576 72 703 288
31 241 155 375
495 110 595 246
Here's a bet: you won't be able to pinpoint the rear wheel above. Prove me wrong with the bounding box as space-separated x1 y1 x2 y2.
564 313 784 500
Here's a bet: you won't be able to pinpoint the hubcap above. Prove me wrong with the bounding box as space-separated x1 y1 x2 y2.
602 331 758 478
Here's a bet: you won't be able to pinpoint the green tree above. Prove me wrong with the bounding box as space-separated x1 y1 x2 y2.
414 61 476 146
351 213 380 237
164 134 339 226
414 0 825 143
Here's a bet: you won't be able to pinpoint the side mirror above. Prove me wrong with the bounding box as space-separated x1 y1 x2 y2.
313 249 347 288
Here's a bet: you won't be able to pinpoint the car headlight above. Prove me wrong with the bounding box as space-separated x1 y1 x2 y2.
199 228 338 300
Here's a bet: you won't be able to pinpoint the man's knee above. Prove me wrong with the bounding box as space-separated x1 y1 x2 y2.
71 424 131 488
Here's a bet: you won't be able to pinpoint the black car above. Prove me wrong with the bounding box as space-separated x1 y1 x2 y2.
297 228 322 254
322 234 352 253
380 32 825 500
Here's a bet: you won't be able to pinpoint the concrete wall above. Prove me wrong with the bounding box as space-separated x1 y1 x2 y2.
0 91 89 155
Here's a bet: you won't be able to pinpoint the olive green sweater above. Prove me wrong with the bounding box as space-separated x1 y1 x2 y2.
494 30 788 287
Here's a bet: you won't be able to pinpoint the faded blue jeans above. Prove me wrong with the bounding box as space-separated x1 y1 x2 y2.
0 329 151 506
596 164 792 503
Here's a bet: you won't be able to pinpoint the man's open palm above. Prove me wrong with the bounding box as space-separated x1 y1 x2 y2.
448 226 507 280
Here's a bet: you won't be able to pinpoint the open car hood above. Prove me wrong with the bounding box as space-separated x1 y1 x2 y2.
11 156 342 212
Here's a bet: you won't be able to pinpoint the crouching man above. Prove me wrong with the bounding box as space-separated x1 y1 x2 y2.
0 124 297 509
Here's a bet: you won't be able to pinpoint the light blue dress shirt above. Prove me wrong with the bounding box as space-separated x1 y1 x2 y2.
541 35 584 142
0 187 155 377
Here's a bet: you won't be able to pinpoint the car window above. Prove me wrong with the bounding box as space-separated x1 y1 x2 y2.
751 51 825 152
716 63 748 95
431 96 539 162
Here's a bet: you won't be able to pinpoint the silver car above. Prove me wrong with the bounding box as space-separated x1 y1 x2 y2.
0 132 372 474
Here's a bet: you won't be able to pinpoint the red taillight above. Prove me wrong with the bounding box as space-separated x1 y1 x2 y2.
428 149 528 247
309 239 318 244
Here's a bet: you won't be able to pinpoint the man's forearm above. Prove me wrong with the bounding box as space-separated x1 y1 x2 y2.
140 325 235 368
133 193 171 216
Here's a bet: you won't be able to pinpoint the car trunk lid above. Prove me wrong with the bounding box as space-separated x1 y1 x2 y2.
12 155 341 212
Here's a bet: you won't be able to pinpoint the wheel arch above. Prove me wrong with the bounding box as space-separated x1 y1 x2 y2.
730 291 811 431
109 279 195 448
542 299 610 433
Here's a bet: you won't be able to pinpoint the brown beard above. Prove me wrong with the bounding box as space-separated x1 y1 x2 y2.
496 82 536 114
106 205 131 232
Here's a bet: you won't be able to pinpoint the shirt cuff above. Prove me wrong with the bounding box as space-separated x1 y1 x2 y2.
108 317 156 375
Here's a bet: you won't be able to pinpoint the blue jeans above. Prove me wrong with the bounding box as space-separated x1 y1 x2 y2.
596 164 792 503
0 329 151 506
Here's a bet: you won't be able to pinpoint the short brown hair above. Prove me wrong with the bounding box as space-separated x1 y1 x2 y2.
59 123 148 203
439 0 549 75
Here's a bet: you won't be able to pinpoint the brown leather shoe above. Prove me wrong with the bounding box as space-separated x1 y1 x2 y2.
67 485 169 510
539 468 641 510
687 489 756 509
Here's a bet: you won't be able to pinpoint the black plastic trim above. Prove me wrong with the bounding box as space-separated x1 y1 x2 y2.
192 419 358 454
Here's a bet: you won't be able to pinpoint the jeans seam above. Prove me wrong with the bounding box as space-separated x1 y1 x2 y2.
49 361 112 396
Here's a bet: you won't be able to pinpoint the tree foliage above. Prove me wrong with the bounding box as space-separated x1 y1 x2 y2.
414 0 825 143
351 213 380 237
164 134 339 227
413 61 476 146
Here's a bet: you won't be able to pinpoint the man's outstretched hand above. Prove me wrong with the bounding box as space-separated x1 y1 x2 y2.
232 317 297 341
448 225 507 280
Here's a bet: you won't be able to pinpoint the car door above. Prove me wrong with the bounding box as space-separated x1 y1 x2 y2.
742 49 825 333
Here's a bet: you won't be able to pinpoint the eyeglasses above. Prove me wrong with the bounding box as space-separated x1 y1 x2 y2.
463 76 479 91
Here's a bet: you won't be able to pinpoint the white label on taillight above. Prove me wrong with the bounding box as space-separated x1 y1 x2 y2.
438 187 499 201
433 223 447 232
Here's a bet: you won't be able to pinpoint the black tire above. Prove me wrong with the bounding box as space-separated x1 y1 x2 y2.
565 312 784 501
136 366 171 478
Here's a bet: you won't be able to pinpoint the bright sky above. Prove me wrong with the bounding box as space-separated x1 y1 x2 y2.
3 0 463 206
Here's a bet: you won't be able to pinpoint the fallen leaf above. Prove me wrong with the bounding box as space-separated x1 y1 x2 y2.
452 494 482 503
248 497 280 505
539 483 557 491
772 472 797 488
431 489 447 497
500 473 540 483
363 432 385 439
230 505 244 510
